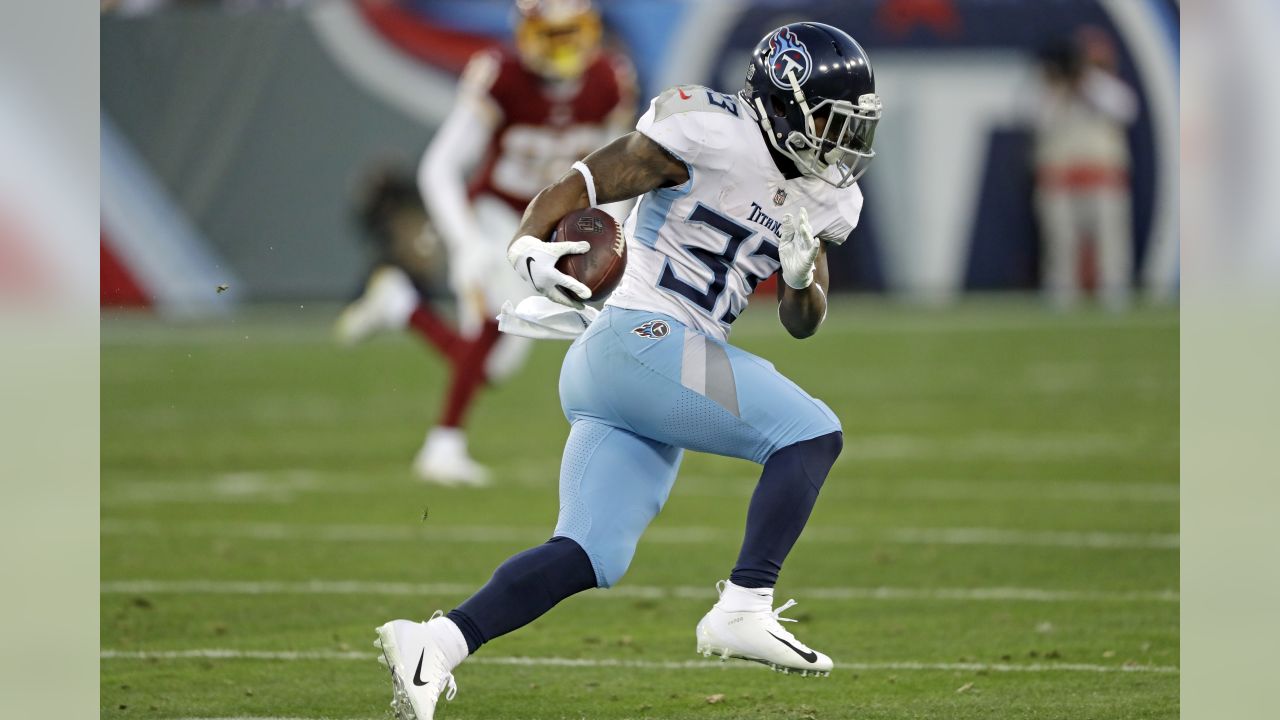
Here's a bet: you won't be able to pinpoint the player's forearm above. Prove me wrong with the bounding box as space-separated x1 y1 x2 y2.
779 281 828 339
510 131 688 247
778 245 830 339
511 171 591 245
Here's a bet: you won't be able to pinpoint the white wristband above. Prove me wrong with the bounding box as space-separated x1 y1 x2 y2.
572 161 597 208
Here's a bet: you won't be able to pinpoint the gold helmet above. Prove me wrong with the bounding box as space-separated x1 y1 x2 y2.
514 0 602 80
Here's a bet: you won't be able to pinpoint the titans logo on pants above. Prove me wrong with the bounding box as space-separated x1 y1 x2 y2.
632 320 670 339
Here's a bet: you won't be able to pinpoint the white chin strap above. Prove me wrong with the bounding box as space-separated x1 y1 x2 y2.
755 70 824 174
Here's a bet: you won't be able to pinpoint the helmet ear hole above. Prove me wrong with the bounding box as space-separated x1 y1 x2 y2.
769 96 787 117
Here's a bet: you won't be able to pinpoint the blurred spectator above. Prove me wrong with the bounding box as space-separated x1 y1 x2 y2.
1031 28 1138 311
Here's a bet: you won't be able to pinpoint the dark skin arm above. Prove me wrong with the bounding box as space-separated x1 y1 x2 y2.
777 242 830 339
511 131 689 243
512 129 828 338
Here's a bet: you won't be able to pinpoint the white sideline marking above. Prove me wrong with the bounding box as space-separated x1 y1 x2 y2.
99 649 1178 675
100 580 1179 604
101 520 1179 550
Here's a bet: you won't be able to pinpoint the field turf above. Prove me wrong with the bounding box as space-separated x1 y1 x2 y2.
101 298 1179 719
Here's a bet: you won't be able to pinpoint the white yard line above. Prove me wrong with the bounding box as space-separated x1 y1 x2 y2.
673 476 1180 504
100 579 1179 604
101 520 1178 550
99 649 1178 675
884 527 1181 550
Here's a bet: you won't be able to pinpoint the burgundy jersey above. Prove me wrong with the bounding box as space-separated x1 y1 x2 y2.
464 46 635 212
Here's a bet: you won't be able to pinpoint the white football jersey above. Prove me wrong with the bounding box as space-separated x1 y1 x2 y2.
605 85 864 341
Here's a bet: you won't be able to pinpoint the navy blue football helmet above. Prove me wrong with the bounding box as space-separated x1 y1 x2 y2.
742 22 881 188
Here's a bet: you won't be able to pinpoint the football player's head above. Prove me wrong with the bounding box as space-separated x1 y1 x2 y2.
514 0 602 81
743 22 882 188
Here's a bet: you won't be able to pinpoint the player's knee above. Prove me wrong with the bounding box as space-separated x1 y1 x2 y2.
779 430 842 492
585 537 639 589
808 426 842 458
816 429 843 462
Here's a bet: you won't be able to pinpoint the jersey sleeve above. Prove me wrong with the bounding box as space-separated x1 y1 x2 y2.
635 86 741 175
817 184 864 245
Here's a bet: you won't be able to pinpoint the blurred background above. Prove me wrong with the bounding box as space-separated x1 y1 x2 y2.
96 0 1180 315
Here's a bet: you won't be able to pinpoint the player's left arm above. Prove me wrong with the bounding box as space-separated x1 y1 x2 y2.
776 207 829 339
778 242 830 339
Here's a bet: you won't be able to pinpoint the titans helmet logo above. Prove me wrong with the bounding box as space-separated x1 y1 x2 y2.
766 28 812 89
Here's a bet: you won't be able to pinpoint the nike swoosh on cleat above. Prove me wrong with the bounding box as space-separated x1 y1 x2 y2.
525 257 536 283
412 649 430 686
766 631 818 664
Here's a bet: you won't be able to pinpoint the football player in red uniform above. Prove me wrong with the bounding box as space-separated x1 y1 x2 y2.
336 0 635 485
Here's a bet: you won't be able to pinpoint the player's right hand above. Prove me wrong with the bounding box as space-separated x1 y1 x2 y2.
507 235 592 309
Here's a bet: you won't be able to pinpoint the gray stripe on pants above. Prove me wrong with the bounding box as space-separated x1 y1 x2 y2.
680 331 706 395
702 340 740 417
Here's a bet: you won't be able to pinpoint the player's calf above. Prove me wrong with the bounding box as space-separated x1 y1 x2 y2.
731 431 843 589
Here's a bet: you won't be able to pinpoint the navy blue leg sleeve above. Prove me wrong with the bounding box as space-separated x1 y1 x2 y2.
729 431 843 589
447 536 598 654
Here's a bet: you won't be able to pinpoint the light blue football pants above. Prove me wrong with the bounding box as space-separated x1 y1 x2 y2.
554 306 841 587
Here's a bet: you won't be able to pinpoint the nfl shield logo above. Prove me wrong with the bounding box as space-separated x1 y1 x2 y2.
773 188 787 206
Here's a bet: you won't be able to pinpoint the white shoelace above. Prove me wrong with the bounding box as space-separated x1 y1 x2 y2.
772 598 800 623
766 597 817 652
441 673 458 702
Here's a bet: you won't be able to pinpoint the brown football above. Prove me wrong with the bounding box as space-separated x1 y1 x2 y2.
553 207 627 301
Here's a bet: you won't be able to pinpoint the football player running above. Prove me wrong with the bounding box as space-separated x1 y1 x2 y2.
335 0 635 485
375 22 881 719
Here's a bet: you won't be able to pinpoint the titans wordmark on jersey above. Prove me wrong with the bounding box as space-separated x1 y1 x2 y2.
605 85 864 341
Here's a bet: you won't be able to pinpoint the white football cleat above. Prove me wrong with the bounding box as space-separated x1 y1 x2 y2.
334 266 417 346
695 580 833 677
413 427 490 487
374 613 467 720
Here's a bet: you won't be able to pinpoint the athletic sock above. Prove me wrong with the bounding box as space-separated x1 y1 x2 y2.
447 536 598 654
729 431 843 589
716 579 774 612
408 303 464 362
439 321 502 427
425 614 471 668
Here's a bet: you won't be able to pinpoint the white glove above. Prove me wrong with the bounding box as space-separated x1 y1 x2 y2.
507 234 592 309
779 207 819 289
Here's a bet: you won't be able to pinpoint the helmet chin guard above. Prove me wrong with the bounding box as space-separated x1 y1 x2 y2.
743 23 882 188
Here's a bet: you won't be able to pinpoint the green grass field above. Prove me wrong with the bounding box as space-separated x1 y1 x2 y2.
101 298 1179 720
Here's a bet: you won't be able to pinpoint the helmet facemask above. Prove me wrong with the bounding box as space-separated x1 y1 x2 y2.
754 70 882 189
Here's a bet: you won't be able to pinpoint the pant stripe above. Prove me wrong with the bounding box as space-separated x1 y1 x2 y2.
680 331 706 395
703 340 740 417
679 328 739 417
